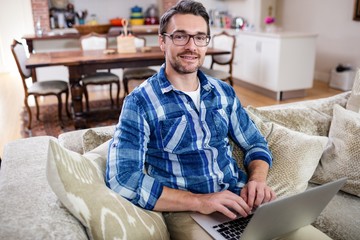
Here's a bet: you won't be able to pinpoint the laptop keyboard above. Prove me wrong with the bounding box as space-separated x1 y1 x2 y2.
212 214 253 240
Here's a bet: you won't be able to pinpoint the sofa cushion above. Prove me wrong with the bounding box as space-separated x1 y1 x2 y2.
46 139 170 240
346 68 360 113
247 106 331 136
309 183 360 240
232 110 328 198
0 136 88 239
311 105 360 197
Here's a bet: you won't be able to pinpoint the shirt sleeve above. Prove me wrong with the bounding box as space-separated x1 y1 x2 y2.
228 94 272 168
106 95 163 210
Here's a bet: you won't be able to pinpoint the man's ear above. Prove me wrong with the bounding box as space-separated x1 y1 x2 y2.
158 34 165 51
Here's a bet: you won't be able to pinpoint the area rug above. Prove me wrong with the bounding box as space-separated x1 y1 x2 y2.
21 99 123 138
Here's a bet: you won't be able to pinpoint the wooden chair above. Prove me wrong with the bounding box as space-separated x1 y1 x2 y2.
11 39 71 130
200 31 236 86
80 32 120 111
122 36 157 95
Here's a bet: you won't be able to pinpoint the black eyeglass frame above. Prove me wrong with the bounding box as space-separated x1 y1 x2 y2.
162 32 211 47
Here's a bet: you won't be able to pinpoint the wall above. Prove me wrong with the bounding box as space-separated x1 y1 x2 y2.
70 0 157 25
0 0 34 72
277 0 360 82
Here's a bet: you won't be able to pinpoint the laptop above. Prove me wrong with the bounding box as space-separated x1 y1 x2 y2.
191 178 346 240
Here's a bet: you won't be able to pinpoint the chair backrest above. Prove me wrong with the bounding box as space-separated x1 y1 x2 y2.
134 36 146 48
211 31 236 66
80 32 108 50
11 40 31 90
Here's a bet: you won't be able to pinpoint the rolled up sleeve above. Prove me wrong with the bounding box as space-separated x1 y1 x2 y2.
106 95 163 210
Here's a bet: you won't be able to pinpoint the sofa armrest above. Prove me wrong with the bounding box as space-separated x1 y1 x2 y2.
58 125 116 154
0 136 88 239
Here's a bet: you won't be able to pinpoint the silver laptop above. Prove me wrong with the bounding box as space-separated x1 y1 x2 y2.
191 178 346 240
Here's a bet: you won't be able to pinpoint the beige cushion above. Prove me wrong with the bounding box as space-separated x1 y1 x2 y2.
346 68 360 113
232 110 328 198
247 106 332 136
82 128 114 153
46 139 170 240
311 105 360 197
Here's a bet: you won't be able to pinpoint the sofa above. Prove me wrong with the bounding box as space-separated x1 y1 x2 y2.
1 90 359 240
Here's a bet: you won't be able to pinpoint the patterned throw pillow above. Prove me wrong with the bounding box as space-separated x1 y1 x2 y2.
311 105 360 197
346 68 360 113
46 140 170 240
232 110 328 198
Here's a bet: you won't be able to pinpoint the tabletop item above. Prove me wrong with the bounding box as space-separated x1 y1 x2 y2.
117 19 136 53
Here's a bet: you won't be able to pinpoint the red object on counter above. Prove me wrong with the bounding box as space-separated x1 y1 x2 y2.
110 18 123 26
144 17 159 25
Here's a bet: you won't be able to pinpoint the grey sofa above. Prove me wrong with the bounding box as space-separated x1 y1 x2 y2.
0 92 359 240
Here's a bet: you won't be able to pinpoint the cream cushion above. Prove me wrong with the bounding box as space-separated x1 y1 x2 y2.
247 106 332 136
232 110 328 198
346 68 360 113
46 139 170 240
82 128 114 153
311 105 360 197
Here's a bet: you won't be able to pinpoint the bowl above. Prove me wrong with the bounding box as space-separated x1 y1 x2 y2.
74 24 112 35
130 19 145 26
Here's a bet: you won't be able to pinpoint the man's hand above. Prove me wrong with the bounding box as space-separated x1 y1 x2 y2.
240 160 276 210
154 187 251 219
195 190 252 219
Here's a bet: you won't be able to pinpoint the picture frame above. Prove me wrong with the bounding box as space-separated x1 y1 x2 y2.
354 0 360 21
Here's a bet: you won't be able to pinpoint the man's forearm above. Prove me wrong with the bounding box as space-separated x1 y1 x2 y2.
247 160 270 182
153 186 199 212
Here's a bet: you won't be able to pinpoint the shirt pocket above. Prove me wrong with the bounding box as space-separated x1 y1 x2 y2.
211 108 229 142
159 115 195 154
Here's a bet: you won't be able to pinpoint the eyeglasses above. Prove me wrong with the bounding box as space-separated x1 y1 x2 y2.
162 32 211 47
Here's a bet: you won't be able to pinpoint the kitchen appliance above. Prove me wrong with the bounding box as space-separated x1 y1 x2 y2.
231 16 246 29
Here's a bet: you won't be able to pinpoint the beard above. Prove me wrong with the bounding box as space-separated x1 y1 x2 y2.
169 51 203 74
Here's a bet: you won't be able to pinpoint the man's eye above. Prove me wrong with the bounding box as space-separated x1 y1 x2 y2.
173 34 187 40
195 35 207 41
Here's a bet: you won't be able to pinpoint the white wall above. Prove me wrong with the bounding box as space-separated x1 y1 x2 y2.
0 0 34 73
277 0 360 82
70 0 157 24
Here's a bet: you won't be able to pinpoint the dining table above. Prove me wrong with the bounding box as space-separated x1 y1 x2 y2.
25 46 230 129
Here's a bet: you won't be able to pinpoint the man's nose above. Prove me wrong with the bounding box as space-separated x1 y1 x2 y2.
185 36 197 49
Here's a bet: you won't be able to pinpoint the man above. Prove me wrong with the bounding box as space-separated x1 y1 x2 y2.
106 1 330 239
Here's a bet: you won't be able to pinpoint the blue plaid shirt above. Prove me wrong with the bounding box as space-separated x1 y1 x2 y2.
106 65 272 210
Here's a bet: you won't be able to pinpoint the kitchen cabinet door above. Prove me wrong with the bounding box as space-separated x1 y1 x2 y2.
258 37 279 91
235 34 279 90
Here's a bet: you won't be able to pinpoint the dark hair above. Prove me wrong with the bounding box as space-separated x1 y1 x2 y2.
159 0 210 35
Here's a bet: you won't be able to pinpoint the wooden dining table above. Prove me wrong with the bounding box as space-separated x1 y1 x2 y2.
25 46 230 129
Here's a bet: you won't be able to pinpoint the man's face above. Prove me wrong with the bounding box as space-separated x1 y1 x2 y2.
159 14 208 75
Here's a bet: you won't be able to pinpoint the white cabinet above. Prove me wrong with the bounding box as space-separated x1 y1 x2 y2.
233 32 317 100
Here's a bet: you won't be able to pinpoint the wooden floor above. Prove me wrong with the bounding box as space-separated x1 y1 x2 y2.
0 72 343 157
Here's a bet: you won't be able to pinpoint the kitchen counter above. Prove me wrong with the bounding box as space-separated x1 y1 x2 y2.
23 25 160 53
211 27 317 38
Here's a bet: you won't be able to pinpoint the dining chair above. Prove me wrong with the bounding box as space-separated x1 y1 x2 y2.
11 39 71 130
200 31 236 86
122 36 157 95
80 32 120 111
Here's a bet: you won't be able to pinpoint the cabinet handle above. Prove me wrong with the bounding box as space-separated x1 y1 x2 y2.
256 41 262 52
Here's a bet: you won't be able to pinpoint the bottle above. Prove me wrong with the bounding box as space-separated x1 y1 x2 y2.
36 17 43 36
